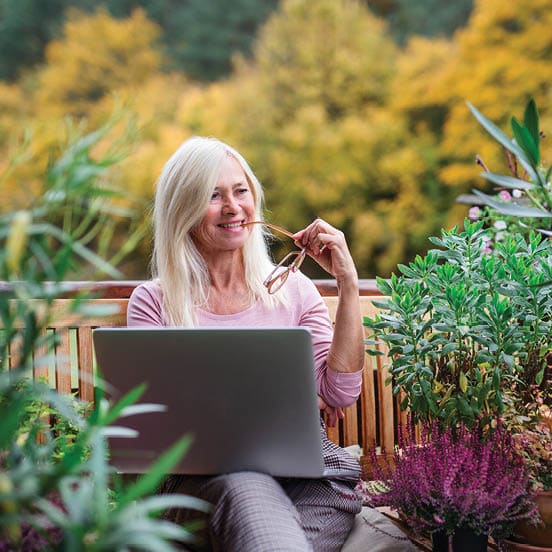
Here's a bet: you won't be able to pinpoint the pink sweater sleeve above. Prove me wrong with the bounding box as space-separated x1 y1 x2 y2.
292 275 363 408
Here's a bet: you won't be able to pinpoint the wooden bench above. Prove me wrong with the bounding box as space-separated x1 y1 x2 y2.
10 279 404 474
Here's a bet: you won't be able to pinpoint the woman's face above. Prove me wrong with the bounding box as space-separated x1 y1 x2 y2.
192 154 256 254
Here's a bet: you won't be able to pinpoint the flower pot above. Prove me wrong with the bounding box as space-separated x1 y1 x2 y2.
431 527 488 552
501 539 552 551
512 490 552 547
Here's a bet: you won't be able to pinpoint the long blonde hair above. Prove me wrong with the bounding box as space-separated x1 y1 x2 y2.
152 136 283 326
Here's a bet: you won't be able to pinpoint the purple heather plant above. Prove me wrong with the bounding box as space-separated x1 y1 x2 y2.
0 492 63 552
364 420 540 540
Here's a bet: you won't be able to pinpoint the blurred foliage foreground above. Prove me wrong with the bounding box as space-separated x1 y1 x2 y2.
0 118 209 551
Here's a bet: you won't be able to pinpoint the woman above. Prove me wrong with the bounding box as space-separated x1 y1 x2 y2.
127 136 365 551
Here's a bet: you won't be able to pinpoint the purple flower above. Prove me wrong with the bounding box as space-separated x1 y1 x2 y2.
363 420 539 539
499 190 512 201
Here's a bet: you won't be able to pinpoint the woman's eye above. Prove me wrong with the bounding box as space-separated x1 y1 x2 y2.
210 192 220 201
237 188 249 195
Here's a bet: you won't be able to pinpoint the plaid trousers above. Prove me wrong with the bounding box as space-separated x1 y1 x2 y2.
162 425 362 551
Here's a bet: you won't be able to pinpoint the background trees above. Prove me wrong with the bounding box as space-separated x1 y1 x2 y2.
0 0 550 279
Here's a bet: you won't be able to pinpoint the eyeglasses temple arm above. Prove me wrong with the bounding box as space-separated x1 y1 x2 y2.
242 220 296 239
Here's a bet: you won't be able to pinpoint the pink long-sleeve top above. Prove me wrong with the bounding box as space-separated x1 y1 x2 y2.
127 271 363 408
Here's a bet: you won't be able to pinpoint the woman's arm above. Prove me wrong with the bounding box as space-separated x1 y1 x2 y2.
294 219 364 376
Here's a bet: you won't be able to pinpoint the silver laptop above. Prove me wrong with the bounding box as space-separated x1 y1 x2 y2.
93 327 335 478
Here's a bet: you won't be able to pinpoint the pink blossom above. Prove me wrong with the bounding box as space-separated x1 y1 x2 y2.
499 190 512 201
468 206 481 220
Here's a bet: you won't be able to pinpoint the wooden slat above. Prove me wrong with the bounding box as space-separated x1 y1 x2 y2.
33 329 52 444
0 280 383 298
360 356 377 451
77 327 94 403
377 341 395 454
9 299 128 329
342 402 358 446
55 328 72 394
48 299 127 327
359 297 379 451
33 329 50 384
8 336 21 370
325 417 340 445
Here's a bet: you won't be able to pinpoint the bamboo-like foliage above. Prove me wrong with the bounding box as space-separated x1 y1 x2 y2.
0 120 208 551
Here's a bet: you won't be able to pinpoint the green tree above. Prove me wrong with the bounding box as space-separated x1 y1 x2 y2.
0 0 67 80
159 0 279 81
0 0 279 83
368 0 473 45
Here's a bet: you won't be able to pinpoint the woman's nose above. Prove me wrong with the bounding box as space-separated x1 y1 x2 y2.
222 195 239 213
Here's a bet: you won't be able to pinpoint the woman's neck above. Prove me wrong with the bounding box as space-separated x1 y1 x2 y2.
203 251 252 314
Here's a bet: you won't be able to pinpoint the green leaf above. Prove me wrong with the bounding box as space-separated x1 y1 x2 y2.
467 101 527 163
511 116 539 166
459 371 468 393
523 98 540 149
99 383 147 426
101 426 139 438
375 277 392 295
480 172 536 191
118 403 168 418
122 494 210 517
120 434 193 505
472 190 552 218
0 395 27 448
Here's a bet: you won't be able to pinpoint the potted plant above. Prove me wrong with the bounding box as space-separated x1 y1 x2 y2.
363 419 538 551
367 421 536 552
363 98 551 549
466 98 552 549
364 220 551 432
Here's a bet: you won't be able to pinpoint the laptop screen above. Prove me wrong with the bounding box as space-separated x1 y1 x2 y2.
93 327 325 477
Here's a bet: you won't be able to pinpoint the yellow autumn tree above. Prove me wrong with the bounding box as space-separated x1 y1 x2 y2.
187 0 397 275
174 0 447 276
429 0 552 220
0 7 190 217
35 7 163 119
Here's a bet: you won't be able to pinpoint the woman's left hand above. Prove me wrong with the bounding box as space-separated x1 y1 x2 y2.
318 396 344 427
293 218 357 284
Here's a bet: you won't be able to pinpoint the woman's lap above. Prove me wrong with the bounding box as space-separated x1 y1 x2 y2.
162 471 361 551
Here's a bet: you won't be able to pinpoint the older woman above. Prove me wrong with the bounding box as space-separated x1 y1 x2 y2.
127 136 365 551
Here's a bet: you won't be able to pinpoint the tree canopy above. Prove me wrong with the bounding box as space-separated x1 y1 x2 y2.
1 0 550 278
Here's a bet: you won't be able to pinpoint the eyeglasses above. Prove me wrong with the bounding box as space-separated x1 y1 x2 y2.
242 221 307 294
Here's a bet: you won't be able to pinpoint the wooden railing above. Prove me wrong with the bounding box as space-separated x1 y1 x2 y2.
6 280 402 475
